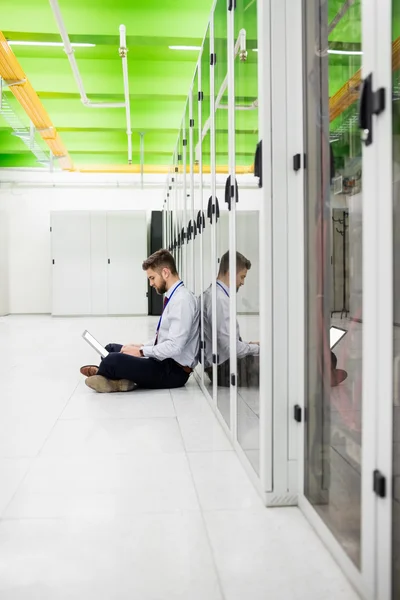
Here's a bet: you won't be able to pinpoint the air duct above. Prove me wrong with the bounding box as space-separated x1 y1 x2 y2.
48 0 133 163
0 32 74 170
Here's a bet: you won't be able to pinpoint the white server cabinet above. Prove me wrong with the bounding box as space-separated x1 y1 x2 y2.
106 211 148 315
51 211 148 316
51 211 92 316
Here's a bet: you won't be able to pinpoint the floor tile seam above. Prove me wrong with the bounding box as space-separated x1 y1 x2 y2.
184 450 228 600
0 380 82 517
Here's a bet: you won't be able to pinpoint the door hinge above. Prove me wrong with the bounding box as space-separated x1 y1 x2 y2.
294 404 302 423
52 259 55 265
373 470 386 498
108 258 111 264
210 53 217 66
50 226 52 232
212 353 217 364
231 374 236 386
293 153 301 172
190 119 195 127
198 91 204 101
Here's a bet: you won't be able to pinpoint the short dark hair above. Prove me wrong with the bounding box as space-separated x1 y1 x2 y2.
218 251 251 276
142 249 178 275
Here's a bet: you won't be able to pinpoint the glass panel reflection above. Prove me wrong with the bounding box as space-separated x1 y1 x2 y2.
304 0 362 568
235 0 260 474
393 1 400 594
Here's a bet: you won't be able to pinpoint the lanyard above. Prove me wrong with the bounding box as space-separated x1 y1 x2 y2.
216 281 230 298
156 281 184 332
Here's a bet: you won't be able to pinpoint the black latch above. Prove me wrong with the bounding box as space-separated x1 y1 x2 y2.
225 176 239 210
197 210 205 232
231 374 236 386
293 153 301 172
210 53 217 66
190 119 195 127
294 405 302 423
373 470 386 498
207 197 213 224
175 167 178 173
359 73 386 147
228 0 236 9
254 140 262 187
52 259 55 265
183 139 187 147
178 154 182 161
215 197 220 222
50 227 52 232
198 91 204 101
212 353 217 364
108 258 110 264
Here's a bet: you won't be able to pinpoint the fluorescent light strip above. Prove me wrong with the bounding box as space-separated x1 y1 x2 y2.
328 49 363 56
169 45 201 51
8 41 96 48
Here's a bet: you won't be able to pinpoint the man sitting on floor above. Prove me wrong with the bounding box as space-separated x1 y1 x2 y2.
81 249 200 393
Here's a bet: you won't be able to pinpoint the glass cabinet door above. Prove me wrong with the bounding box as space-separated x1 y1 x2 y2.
303 0 363 569
234 0 260 475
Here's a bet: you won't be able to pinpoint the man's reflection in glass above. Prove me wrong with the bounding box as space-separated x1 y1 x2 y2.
203 251 259 387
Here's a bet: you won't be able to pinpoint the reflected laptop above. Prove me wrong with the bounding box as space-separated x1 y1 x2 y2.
330 326 347 350
82 330 109 358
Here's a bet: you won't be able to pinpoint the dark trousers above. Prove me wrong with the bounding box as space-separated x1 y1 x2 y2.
97 343 190 389
206 355 260 388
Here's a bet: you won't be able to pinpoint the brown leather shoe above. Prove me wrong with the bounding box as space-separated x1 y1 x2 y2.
331 368 348 387
80 365 99 377
85 375 137 393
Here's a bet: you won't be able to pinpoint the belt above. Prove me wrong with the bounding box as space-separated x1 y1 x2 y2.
174 361 193 374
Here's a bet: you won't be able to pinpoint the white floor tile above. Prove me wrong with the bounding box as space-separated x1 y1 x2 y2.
204 508 359 600
0 316 361 600
187 451 263 510
4 454 200 517
40 417 185 456
171 391 214 419
178 416 232 452
61 382 176 419
0 514 223 600
0 458 32 515
0 416 58 458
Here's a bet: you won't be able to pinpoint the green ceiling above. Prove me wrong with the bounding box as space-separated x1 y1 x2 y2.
0 0 365 170
0 0 213 169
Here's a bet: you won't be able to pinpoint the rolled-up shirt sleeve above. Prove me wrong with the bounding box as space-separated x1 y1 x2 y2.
142 295 194 361
237 339 260 359
216 294 259 361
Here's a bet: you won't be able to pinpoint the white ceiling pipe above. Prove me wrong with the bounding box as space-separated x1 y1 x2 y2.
119 24 132 164
48 0 125 109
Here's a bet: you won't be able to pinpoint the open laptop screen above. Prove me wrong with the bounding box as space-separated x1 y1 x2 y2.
330 326 347 350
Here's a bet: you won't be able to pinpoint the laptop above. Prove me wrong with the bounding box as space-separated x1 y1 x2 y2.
82 330 109 358
330 325 347 350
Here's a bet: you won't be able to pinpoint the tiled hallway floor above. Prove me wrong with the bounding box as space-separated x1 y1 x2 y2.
0 316 359 600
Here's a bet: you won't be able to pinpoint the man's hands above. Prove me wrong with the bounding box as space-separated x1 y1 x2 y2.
121 344 143 358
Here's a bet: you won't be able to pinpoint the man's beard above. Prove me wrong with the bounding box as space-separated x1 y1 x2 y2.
155 282 167 295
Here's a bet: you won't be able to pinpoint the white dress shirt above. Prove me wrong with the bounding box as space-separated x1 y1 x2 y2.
142 280 200 368
203 281 259 367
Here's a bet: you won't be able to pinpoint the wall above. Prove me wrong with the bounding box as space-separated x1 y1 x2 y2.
0 171 163 313
0 170 261 314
